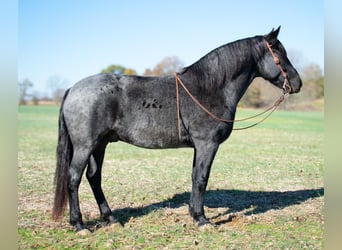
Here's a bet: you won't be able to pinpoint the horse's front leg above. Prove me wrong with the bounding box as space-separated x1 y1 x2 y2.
189 141 218 226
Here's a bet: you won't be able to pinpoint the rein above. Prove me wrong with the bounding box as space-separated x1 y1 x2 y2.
174 40 290 140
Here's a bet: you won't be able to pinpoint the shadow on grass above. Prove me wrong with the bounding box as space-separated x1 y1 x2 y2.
107 187 323 226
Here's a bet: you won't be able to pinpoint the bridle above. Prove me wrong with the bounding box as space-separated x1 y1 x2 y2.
265 41 292 95
174 39 291 140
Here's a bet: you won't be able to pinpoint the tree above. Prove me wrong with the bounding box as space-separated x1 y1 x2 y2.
144 56 184 76
143 68 153 76
301 63 324 99
47 75 68 104
240 63 324 110
239 78 280 108
101 64 126 74
53 88 67 104
240 81 263 108
123 68 137 75
18 78 33 105
31 90 41 105
101 64 137 75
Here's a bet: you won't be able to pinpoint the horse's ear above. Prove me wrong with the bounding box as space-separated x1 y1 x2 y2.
264 26 281 45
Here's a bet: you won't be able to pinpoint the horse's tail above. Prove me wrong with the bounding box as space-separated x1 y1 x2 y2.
52 89 72 221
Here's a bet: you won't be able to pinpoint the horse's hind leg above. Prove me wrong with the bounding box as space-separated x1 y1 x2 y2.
86 145 116 225
68 147 91 231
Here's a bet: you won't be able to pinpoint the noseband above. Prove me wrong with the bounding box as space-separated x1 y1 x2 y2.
265 40 291 95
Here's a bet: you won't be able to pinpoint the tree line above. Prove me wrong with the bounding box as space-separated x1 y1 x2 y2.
239 63 324 111
100 56 183 77
19 56 323 111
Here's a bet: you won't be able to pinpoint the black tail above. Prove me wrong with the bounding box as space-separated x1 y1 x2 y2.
52 89 72 221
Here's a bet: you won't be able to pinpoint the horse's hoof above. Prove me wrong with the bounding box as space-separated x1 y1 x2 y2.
197 216 211 227
76 228 92 236
107 215 118 224
104 214 122 227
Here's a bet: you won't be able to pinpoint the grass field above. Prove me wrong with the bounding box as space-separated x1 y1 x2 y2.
18 105 324 249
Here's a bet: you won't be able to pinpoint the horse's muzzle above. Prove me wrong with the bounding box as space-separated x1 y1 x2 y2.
289 78 302 94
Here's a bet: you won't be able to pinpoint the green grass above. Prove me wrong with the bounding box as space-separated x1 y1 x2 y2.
18 105 324 249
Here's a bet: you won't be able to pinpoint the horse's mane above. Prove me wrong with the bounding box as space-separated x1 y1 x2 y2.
179 35 265 92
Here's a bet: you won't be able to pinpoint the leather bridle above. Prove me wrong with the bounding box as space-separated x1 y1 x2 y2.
265 40 292 95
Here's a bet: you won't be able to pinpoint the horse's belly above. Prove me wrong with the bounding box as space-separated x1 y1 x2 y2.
119 127 178 149
115 116 180 149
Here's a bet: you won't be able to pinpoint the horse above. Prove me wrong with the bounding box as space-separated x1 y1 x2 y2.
52 27 302 232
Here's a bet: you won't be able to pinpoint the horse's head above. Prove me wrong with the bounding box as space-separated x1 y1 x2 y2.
257 26 302 94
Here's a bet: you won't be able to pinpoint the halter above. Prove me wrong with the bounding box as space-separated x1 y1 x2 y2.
174 39 291 140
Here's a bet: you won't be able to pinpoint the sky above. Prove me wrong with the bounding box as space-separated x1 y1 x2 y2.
19 0 324 97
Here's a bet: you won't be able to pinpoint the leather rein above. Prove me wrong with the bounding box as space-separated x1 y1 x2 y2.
175 40 291 140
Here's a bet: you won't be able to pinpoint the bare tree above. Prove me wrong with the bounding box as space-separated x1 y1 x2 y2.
143 68 153 76
47 75 68 104
300 63 324 99
18 78 33 105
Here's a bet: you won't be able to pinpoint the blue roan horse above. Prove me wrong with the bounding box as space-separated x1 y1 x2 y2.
53 27 302 231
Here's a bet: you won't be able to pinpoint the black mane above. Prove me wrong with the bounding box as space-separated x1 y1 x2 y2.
179 36 265 92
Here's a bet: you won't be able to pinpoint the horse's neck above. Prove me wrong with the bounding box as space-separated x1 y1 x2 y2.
223 61 259 107
191 38 260 107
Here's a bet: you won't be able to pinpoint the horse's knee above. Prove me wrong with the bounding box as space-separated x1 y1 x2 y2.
68 168 83 190
68 154 89 189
